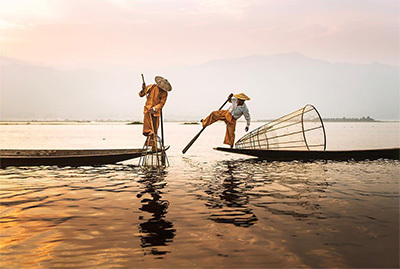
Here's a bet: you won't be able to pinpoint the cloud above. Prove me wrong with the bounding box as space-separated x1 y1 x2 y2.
199 0 249 17
0 0 398 66
0 17 26 30
0 0 64 23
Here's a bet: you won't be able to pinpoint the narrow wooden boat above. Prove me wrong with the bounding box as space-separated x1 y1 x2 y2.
0 148 152 168
214 147 400 161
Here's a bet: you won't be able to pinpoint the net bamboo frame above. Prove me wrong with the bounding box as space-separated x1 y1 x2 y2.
139 114 169 168
138 134 169 168
235 104 326 151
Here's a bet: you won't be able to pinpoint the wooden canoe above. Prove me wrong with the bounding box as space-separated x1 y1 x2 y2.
214 147 400 161
0 148 156 168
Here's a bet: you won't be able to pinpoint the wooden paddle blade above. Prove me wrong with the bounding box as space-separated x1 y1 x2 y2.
182 127 206 154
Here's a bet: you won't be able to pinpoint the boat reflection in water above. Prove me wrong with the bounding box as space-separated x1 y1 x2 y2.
200 158 333 228
203 162 258 227
136 169 175 257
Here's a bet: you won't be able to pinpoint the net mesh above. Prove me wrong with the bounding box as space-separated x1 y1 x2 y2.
139 135 169 168
235 104 326 151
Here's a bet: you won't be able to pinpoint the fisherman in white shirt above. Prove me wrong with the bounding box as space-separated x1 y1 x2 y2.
201 92 251 148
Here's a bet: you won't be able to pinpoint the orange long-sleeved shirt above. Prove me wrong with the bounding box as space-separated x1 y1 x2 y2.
139 84 168 117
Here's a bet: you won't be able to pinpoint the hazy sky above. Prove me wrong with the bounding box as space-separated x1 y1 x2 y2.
0 0 398 68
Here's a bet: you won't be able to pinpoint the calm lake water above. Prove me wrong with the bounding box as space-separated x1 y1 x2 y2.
1 122 399 268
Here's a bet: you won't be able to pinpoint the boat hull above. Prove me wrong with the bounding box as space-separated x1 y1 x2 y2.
0 149 144 168
214 147 400 161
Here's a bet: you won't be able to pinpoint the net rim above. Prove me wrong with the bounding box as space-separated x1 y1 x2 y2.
235 104 327 151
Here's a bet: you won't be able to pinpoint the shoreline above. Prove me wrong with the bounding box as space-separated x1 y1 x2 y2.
1 120 399 125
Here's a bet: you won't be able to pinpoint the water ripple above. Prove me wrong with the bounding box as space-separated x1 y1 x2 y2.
1 159 399 268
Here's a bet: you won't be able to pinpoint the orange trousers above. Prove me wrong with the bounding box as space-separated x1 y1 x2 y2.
202 110 237 147
143 113 159 136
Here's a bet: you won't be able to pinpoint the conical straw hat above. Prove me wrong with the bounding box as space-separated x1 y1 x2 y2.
233 93 250 100
155 76 172 92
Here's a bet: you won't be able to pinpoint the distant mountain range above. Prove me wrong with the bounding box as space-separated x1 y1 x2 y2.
1 53 399 121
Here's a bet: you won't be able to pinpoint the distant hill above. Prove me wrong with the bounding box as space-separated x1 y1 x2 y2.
1 53 399 121
0 57 138 120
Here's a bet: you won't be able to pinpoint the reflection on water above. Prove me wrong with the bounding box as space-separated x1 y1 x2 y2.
1 158 399 268
182 158 399 268
203 162 258 227
137 169 175 257
1 122 400 267
228 159 331 220
196 158 332 228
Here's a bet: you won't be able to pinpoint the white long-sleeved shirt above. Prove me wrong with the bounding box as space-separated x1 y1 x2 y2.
228 97 251 127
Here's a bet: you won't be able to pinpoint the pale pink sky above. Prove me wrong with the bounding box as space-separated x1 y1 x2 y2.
0 0 398 68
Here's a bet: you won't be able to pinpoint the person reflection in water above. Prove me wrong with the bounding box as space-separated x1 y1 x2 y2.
137 170 175 256
206 162 258 227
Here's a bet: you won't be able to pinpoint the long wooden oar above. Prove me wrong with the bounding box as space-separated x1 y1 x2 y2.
160 110 166 165
182 96 231 154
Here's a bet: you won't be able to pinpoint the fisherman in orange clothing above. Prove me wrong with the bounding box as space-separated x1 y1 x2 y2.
139 76 171 146
201 93 251 148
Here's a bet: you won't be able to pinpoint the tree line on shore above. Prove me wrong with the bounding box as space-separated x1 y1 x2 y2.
323 116 377 122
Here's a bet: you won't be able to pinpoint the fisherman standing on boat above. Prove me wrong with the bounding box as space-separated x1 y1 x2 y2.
201 93 251 148
139 76 171 147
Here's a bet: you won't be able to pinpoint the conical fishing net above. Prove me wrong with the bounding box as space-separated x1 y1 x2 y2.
139 135 169 168
235 104 326 151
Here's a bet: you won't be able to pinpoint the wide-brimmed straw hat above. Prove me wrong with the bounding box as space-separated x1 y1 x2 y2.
155 76 172 92
234 93 250 101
